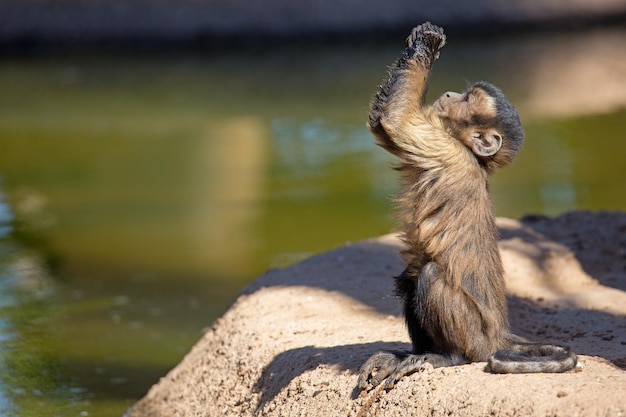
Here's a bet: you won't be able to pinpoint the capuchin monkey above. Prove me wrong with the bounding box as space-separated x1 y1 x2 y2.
358 22 577 392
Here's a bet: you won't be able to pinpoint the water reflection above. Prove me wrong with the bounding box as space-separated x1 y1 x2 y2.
534 128 577 214
271 117 393 187
0 188 17 416
0 26 624 416
272 118 372 168
0 186 74 417
188 116 267 277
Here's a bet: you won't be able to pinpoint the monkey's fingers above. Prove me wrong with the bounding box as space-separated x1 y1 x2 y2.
383 354 426 391
357 352 399 390
405 22 446 62
419 22 446 55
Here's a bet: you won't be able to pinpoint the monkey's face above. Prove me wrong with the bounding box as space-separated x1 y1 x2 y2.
433 87 497 127
434 86 504 160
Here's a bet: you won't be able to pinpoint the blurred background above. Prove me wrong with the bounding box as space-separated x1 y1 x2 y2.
0 1 625 416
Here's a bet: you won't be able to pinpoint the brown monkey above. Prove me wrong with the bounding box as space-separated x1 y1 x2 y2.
358 23 577 391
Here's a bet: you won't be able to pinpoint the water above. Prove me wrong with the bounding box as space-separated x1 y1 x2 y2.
0 27 625 416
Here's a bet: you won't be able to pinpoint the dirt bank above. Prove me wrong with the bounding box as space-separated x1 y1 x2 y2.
128 211 626 417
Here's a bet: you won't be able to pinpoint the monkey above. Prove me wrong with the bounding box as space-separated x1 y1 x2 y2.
357 22 577 392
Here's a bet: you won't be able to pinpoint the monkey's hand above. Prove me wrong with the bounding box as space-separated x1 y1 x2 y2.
404 22 446 67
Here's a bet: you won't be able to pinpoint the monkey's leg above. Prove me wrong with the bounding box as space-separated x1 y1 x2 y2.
381 263 471 389
396 267 435 354
357 268 432 392
415 262 500 362
359 263 478 392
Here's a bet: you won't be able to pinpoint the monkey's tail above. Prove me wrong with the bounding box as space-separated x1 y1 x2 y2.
486 343 578 374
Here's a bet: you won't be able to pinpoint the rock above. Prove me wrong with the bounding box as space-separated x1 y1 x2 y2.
128 212 626 417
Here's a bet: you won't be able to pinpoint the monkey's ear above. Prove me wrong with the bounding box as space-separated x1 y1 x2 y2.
470 130 502 156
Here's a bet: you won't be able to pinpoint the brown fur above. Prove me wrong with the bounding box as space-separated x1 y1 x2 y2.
358 22 577 392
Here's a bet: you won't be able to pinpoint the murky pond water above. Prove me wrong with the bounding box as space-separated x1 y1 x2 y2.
0 27 625 416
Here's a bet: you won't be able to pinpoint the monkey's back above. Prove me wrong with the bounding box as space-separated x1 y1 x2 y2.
394 131 510 351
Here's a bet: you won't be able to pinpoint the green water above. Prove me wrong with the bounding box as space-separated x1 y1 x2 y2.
0 28 625 416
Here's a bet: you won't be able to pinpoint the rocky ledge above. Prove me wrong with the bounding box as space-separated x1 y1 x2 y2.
128 211 626 417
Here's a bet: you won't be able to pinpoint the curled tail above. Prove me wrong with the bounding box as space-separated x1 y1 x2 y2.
486 343 578 373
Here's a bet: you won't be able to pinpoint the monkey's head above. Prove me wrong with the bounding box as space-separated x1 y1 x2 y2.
434 81 524 173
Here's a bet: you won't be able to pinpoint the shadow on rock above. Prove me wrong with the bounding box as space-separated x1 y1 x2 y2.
252 341 409 412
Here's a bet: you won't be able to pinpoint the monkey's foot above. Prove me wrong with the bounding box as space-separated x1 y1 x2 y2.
357 352 400 391
358 351 466 391
358 352 430 391
405 22 446 63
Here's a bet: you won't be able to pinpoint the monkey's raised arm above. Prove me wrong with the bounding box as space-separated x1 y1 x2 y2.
368 22 447 160
400 24 446 103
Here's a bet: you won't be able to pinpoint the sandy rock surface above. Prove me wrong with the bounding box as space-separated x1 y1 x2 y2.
128 211 626 417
